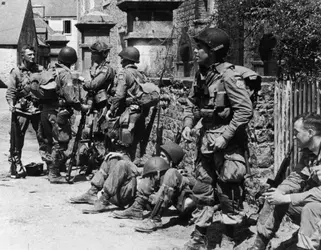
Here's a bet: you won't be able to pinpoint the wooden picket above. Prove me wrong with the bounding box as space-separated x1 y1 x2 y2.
274 79 321 173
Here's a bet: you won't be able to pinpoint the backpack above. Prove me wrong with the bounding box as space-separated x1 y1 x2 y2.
30 68 57 100
127 72 160 109
216 63 262 108
234 65 262 105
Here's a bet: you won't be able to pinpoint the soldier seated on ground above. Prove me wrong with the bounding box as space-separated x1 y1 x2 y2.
248 113 321 250
69 141 194 217
113 141 197 233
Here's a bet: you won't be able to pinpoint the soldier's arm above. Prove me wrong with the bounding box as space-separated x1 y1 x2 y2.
109 71 127 114
6 69 18 106
183 82 198 128
221 73 253 142
85 66 114 91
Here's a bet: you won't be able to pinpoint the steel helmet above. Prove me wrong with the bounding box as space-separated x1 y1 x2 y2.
160 141 185 165
142 156 170 177
119 46 140 63
194 28 230 58
58 46 78 65
90 41 111 53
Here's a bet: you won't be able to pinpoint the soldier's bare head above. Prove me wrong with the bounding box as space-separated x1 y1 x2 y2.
294 113 321 150
21 45 35 65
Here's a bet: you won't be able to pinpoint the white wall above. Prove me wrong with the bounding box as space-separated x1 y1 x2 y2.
0 49 17 86
47 18 78 52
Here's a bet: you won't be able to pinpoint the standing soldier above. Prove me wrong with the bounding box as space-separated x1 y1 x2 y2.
6 44 45 178
83 40 115 112
181 28 253 249
37 46 88 184
106 46 146 159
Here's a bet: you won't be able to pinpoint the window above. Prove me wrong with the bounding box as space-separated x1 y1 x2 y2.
63 20 71 34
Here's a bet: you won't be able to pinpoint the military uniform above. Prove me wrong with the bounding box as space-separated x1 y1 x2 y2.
40 63 82 183
183 62 253 228
109 64 147 160
256 148 321 250
6 63 45 172
71 151 140 213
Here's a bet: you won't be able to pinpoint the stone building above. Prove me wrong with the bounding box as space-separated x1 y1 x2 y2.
0 0 40 87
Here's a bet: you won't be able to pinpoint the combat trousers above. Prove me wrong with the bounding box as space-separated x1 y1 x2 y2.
8 112 46 164
191 145 246 227
257 196 321 249
41 109 71 175
91 156 137 208
137 168 193 213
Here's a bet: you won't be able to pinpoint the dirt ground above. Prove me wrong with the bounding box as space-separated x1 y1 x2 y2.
0 89 299 250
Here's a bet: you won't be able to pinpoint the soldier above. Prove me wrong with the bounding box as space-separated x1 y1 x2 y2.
181 28 253 249
78 41 116 169
83 40 115 112
249 113 321 250
113 141 196 233
6 44 45 178
69 142 190 215
105 46 147 160
38 46 88 184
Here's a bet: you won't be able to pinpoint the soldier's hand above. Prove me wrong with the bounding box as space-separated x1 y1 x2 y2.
105 152 124 161
9 104 16 113
182 127 192 142
81 104 90 114
211 136 227 151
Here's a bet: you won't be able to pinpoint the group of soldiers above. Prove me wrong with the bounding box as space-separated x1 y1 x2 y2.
5 27 321 250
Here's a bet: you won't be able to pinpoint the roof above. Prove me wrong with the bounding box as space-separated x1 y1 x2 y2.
34 13 55 34
0 0 30 45
32 0 77 17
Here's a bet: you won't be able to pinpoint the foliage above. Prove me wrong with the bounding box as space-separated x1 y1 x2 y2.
212 0 321 78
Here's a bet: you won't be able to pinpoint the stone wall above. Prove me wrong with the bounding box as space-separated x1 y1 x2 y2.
0 49 17 88
143 76 275 170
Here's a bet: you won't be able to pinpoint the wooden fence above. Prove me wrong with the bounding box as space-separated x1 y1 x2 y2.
274 79 321 174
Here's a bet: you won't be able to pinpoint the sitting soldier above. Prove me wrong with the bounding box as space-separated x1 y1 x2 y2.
113 141 197 233
69 142 193 216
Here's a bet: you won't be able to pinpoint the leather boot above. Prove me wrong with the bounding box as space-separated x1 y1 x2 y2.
247 234 269 250
182 227 208 250
220 225 236 249
113 196 145 220
134 216 163 233
69 185 99 204
82 193 110 214
48 164 70 184
10 157 27 179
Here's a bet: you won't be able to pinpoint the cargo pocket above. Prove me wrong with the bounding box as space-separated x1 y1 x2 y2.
200 126 226 154
219 148 246 183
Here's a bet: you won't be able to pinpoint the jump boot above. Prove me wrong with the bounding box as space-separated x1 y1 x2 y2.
113 196 145 220
69 185 99 205
182 226 208 250
9 155 27 179
247 234 269 250
82 193 111 214
48 163 69 184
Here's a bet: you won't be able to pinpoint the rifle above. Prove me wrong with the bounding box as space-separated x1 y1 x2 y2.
140 106 158 157
9 111 18 176
66 111 86 183
174 128 183 145
267 145 294 187
155 107 163 156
